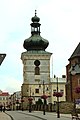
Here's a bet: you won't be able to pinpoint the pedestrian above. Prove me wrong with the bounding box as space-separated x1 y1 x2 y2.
0 105 3 112
3 106 5 112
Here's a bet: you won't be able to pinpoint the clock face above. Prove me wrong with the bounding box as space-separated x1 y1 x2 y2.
34 60 40 66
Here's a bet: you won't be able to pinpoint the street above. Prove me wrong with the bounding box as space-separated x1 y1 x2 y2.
6 111 43 120
5 110 71 120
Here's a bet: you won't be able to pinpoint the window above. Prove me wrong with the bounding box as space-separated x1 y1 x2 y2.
60 89 64 93
35 66 40 75
35 79 40 82
3 97 5 100
46 87 49 91
53 89 56 93
34 60 40 75
34 60 40 66
39 84 41 88
35 89 39 94
78 58 80 63
78 79 80 85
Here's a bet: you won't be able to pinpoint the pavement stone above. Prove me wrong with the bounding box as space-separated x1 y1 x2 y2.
0 112 11 120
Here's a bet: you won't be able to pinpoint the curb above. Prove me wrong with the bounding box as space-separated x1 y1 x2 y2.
5 112 14 120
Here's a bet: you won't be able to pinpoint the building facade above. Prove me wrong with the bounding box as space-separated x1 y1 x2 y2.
9 91 21 110
66 42 80 102
0 90 9 109
50 75 66 104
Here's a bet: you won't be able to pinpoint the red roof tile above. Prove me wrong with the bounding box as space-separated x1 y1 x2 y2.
0 92 9 96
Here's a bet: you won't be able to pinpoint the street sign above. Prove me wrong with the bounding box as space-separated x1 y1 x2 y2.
75 99 80 104
0 54 6 65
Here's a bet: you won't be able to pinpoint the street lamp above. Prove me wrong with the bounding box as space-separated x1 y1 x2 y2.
28 97 33 112
21 98 24 111
41 80 48 115
16 99 19 110
28 87 33 112
56 77 60 118
53 77 63 118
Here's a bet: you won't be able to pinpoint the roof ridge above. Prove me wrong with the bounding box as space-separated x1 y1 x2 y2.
69 42 80 60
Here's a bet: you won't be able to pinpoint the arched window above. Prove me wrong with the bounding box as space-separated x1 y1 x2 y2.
35 66 40 75
34 60 40 75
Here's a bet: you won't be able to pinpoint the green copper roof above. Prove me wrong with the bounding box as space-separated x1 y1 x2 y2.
31 10 40 23
23 11 49 51
23 34 49 51
22 50 52 55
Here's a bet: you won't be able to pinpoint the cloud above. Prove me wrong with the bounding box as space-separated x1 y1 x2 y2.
0 75 22 94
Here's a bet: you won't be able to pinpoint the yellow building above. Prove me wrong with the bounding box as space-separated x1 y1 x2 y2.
25 76 66 105
21 76 66 110
50 76 66 104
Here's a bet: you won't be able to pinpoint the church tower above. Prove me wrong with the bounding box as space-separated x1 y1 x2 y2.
21 11 52 109
66 42 80 102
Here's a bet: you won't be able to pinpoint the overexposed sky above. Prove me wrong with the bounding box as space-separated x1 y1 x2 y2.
0 0 80 94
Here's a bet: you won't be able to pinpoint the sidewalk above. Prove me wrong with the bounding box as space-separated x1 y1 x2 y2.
0 112 11 120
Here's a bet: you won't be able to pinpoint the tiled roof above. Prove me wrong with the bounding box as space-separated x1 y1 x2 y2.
0 92 9 96
69 42 80 60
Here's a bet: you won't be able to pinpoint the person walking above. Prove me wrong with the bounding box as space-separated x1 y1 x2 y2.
3 106 5 112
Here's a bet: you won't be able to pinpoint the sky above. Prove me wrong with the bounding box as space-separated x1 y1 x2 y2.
0 0 80 94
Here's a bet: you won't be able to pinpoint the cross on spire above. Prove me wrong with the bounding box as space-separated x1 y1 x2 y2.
35 10 37 16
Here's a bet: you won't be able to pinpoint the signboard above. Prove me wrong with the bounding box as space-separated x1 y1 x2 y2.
75 99 80 109
0 54 6 65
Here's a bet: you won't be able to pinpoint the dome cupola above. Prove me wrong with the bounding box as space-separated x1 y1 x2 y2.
31 10 40 23
23 10 49 51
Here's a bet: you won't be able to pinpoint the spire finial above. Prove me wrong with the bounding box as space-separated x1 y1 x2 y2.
35 10 37 16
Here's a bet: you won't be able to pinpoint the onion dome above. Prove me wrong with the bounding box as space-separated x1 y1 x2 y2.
23 10 49 51
31 10 40 23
